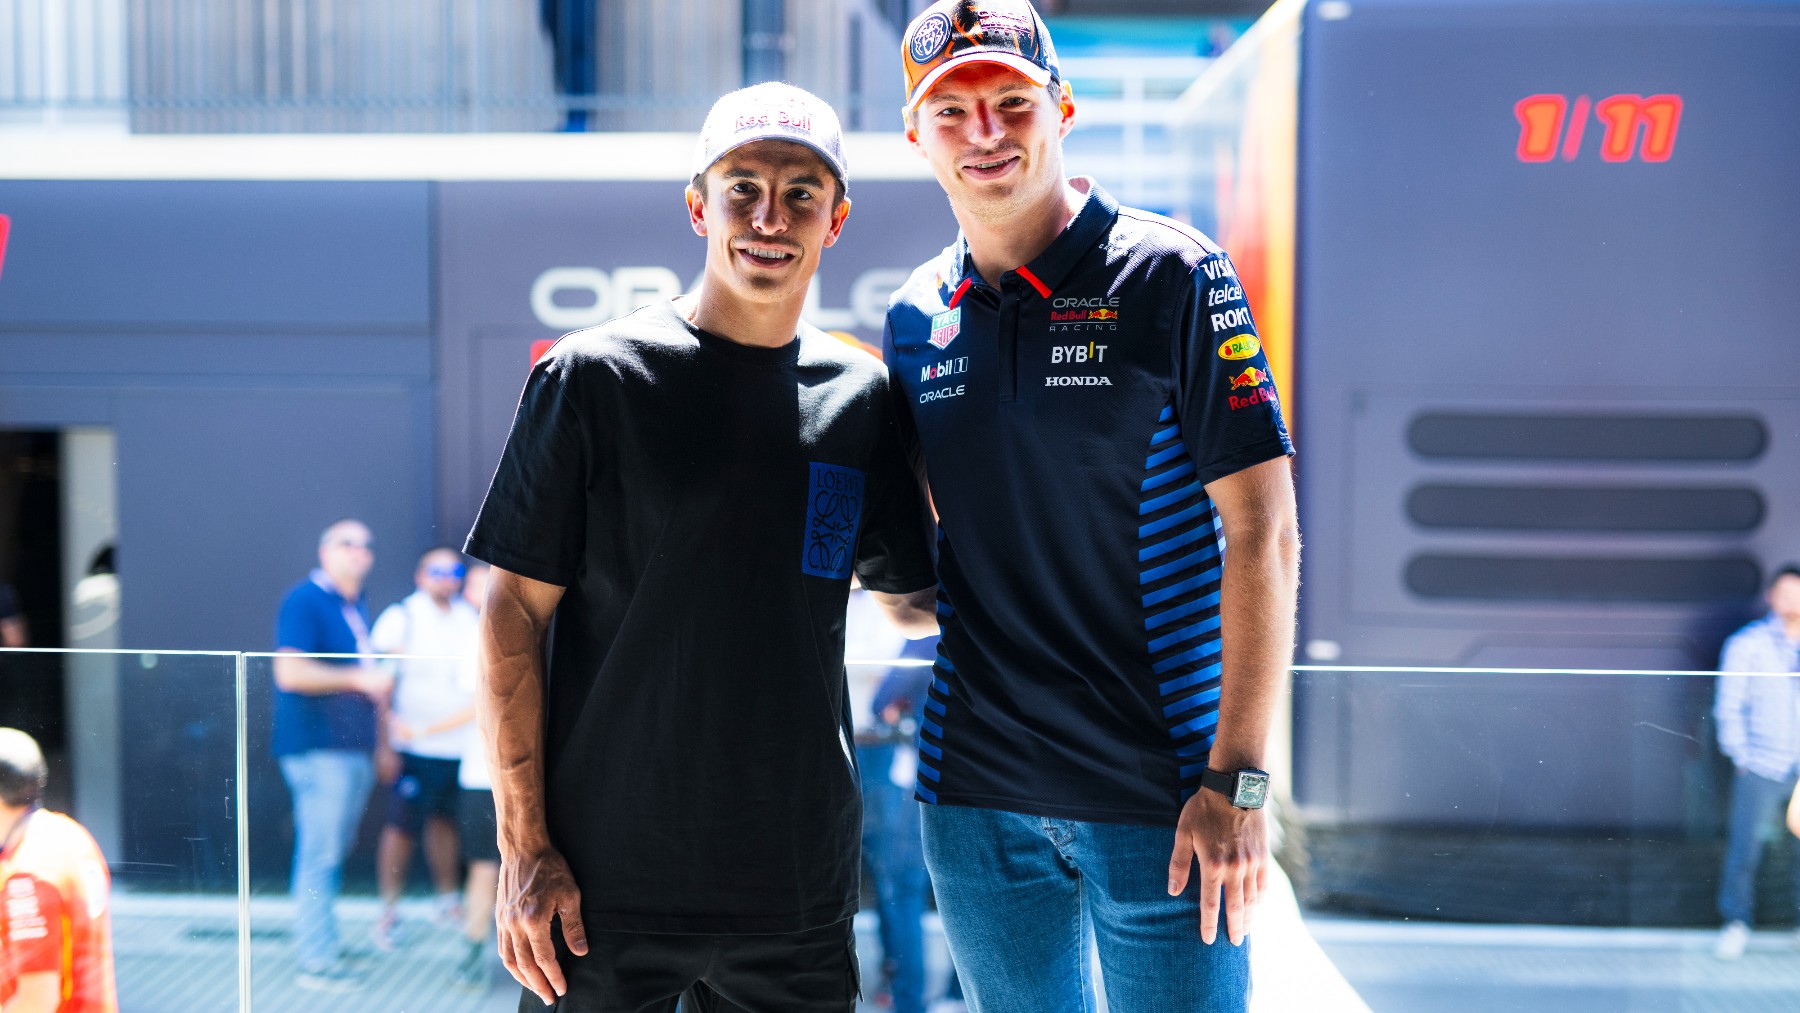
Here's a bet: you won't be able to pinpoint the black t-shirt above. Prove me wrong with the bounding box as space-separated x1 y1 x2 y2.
465 299 935 934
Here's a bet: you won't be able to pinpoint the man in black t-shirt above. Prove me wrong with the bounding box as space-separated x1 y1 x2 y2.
465 83 938 1013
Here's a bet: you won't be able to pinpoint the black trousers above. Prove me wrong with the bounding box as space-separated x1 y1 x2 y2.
524 917 859 1013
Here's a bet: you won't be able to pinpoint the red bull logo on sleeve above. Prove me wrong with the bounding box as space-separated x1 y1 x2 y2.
1228 367 1269 390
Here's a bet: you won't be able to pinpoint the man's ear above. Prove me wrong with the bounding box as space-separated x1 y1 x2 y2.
905 120 925 158
822 198 852 249
686 185 707 236
1057 80 1076 140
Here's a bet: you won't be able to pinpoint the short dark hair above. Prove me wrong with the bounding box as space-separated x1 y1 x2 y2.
0 728 47 809
1772 564 1800 587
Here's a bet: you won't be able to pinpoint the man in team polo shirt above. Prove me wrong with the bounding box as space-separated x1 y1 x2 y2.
885 2 1301 1010
466 83 936 1012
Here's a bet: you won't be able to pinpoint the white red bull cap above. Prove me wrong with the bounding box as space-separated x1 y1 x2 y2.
691 83 849 193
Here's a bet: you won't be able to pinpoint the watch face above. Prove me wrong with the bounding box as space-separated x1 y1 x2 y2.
1233 772 1270 809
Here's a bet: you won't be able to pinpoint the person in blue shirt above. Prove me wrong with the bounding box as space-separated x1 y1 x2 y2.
1712 564 1800 960
885 3 1300 1010
272 518 394 991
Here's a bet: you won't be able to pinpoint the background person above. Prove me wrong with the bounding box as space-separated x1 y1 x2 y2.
0 726 117 1013
369 547 482 949
453 632 500 993
272 518 393 991
466 83 938 1011
1712 564 1800 960
0 579 26 647
848 584 932 1013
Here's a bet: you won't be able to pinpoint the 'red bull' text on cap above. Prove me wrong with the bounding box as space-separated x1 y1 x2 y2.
692 82 849 194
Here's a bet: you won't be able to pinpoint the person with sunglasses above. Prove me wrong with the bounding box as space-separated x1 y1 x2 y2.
367 546 483 950
272 518 394 992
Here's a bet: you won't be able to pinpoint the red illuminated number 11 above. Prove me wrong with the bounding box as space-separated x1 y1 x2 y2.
1515 93 1682 163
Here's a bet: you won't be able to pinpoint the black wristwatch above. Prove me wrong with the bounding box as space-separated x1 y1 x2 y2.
1199 767 1270 810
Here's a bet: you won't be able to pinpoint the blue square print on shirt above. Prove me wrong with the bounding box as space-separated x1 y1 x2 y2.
802 462 865 579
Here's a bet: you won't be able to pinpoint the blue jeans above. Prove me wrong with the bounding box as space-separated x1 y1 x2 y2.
280 749 375 971
858 743 928 1013
922 804 1249 1013
1718 767 1800 926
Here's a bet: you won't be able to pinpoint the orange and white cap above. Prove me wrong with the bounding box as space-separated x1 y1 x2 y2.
901 0 1062 114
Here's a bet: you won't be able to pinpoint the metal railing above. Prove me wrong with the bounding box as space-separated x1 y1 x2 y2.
0 1 1207 209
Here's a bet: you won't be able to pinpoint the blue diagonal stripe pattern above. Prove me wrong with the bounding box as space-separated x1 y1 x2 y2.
1136 400 1225 801
914 588 959 808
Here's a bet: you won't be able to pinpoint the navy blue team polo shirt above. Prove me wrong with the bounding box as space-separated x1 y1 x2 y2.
883 179 1293 826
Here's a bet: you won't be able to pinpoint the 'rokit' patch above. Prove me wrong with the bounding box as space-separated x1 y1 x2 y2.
802 462 866 580
929 308 961 350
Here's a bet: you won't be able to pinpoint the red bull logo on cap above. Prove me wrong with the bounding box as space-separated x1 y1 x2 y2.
1228 367 1269 390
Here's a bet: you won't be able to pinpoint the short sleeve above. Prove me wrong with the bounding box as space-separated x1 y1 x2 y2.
1174 253 1295 486
853 383 937 595
1 874 65 975
0 583 18 620
881 316 930 488
369 604 407 654
275 588 318 652
465 352 592 587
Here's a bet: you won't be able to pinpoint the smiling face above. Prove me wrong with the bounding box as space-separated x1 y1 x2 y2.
908 61 1074 226
686 140 850 311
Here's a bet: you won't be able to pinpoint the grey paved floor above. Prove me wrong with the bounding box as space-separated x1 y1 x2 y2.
1313 921 1800 1013
111 890 1800 1011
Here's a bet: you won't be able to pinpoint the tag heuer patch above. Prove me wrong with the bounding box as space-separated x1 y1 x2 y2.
929 308 961 350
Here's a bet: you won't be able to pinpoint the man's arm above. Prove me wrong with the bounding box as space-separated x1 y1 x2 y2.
482 565 585 1005
1714 635 1756 767
1 615 26 648
871 588 939 638
272 650 390 698
1166 455 1300 946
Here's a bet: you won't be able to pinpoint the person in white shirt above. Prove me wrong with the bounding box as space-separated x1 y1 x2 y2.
368 547 482 949
1713 564 1800 959
453 560 500 991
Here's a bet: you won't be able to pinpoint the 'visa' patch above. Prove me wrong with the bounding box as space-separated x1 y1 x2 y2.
929 308 961 350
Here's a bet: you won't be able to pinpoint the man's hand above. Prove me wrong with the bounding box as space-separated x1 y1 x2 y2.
1166 787 1268 946
497 846 589 1005
353 666 394 701
389 716 419 746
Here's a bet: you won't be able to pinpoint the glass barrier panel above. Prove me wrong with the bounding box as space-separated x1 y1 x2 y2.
242 652 513 1010
1285 666 1800 1012
0 648 242 1013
